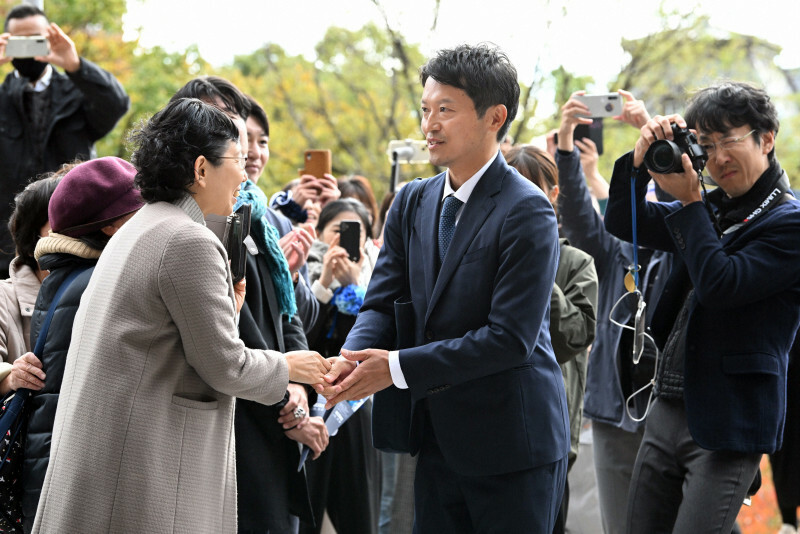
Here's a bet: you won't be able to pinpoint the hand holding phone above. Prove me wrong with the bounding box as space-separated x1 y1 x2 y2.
338 220 362 263
4 35 49 58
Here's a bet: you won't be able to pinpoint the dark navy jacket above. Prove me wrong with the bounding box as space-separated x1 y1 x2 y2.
605 151 800 453
345 153 569 476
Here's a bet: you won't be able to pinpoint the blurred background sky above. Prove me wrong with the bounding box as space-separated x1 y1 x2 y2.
123 0 800 91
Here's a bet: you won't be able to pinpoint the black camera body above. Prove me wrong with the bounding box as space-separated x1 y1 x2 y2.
643 123 708 174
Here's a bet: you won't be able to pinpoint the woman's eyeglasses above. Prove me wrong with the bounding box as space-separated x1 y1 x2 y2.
219 156 248 169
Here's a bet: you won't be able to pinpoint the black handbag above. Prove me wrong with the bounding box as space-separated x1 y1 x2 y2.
371 179 425 454
0 267 88 532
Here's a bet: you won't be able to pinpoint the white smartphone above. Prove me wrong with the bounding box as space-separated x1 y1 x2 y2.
5 35 49 58
575 93 623 118
387 139 430 164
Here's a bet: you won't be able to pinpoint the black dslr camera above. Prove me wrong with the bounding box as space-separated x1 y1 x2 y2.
643 123 708 174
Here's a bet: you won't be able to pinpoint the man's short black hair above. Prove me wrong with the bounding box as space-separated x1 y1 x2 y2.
4 4 47 31
170 76 251 120
246 95 269 137
420 43 519 142
685 81 779 163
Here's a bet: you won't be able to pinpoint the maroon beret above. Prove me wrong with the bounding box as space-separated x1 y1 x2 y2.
49 157 145 238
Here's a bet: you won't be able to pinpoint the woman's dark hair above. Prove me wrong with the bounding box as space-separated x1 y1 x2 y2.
246 95 269 137
130 98 239 203
338 175 378 231
685 82 779 163
420 43 519 142
316 198 373 240
505 145 559 215
170 76 251 120
9 171 64 271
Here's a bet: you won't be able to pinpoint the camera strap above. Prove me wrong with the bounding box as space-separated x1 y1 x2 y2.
623 176 641 293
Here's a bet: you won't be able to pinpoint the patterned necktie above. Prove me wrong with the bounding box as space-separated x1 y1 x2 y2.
438 195 463 264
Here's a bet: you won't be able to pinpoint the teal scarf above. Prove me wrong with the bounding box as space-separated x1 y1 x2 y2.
234 180 297 318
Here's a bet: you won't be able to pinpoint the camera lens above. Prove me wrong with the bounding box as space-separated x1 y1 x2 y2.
644 140 682 174
605 103 613 112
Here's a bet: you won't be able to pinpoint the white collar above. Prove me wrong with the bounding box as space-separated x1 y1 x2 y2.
442 152 498 204
14 64 53 92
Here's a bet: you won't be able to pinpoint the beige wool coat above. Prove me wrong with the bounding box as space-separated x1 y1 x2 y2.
0 257 41 381
32 196 290 533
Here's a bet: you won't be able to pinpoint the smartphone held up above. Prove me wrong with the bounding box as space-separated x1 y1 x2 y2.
338 220 361 263
4 35 49 58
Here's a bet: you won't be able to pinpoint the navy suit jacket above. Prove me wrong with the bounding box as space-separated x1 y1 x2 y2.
605 152 800 453
345 153 570 476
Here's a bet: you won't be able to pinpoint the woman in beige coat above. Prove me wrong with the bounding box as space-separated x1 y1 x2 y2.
32 98 330 533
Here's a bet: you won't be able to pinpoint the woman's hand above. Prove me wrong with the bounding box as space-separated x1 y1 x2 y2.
233 278 246 314
317 174 341 208
0 352 45 394
285 350 332 385
319 235 344 288
331 246 361 287
279 383 309 430
285 416 329 459
279 225 315 274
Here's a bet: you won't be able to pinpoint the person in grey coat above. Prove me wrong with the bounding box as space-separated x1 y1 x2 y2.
31 98 330 533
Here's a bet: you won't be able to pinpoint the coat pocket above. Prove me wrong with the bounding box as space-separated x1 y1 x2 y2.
171 393 219 410
721 352 780 376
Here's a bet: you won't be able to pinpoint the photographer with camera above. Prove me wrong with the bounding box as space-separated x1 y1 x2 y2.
604 82 800 533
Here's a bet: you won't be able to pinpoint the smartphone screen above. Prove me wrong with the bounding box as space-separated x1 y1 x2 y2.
338 220 361 262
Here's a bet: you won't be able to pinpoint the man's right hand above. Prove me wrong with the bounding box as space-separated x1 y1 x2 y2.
38 23 80 73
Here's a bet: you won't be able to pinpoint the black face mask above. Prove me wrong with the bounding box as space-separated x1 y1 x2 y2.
11 58 48 81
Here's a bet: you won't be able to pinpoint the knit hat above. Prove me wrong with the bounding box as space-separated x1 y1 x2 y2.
49 157 144 237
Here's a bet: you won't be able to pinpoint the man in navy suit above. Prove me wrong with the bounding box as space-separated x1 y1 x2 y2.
318 44 570 533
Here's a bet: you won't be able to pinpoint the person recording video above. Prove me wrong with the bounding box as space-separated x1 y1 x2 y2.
0 4 130 279
604 81 800 533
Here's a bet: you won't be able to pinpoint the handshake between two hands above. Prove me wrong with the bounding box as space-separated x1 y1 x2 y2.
312 348 393 410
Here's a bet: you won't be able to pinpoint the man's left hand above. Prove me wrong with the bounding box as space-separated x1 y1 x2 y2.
37 23 80 73
320 348 392 409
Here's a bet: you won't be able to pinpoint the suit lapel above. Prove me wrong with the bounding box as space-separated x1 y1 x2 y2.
424 155 505 323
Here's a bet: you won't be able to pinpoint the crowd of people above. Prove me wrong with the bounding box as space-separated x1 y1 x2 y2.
0 3 799 534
